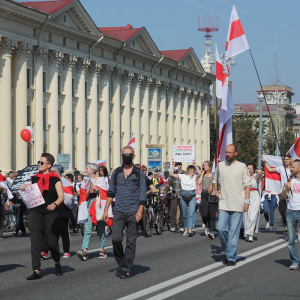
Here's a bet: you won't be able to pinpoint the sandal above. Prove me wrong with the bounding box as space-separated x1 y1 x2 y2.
77 250 87 261
98 251 107 259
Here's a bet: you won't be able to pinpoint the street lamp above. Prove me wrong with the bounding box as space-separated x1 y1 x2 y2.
266 91 287 156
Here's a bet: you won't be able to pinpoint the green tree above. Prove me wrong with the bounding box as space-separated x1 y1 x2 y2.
279 126 296 155
209 107 218 161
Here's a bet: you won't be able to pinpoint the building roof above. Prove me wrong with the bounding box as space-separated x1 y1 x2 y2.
160 48 192 62
98 24 143 42
234 103 277 113
20 0 74 14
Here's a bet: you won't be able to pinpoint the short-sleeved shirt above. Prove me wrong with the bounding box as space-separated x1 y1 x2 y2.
31 176 61 214
289 178 300 210
178 174 197 191
202 175 214 191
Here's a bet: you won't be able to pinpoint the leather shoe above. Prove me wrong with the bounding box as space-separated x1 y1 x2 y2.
115 268 122 277
223 256 228 265
55 264 63 276
120 271 131 279
26 271 41 280
227 261 236 266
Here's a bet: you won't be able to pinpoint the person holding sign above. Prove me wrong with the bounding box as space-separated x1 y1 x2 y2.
24 153 64 280
170 161 202 237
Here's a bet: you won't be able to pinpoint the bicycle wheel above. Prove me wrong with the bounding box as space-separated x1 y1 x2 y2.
143 209 152 237
154 206 164 235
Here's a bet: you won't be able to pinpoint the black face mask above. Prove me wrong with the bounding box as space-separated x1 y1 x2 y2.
122 154 133 165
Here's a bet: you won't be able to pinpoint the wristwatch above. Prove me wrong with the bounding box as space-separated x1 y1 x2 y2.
52 202 58 207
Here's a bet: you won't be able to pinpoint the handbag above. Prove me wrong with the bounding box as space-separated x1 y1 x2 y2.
95 196 104 221
182 194 195 201
209 195 219 203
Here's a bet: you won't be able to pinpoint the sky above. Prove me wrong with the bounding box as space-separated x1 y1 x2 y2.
64 0 300 104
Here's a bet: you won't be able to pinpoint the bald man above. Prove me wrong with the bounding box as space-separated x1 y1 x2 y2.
213 144 251 266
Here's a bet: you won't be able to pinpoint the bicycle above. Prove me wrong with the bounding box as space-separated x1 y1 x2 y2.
142 192 164 237
159 194 171 231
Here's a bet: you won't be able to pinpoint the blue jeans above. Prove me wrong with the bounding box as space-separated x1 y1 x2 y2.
286 209 300 264
263 195 277 225
217 210 243 262
180 190 196 229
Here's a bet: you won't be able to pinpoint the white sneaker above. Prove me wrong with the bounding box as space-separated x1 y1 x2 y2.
205 227 209 236
289 263 299 270
269 226 273 231
208 232 215 239
182 231 188 237
248 235 253 242
170 227 176 232
265 222 270 230
179 228 184 232
202 223 205 228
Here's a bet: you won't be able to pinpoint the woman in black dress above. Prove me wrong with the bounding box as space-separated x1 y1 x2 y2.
24 153 64 280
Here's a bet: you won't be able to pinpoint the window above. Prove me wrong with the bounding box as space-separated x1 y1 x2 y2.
123 56 126 63
27 69 31 89
85 81 88 99
190 78 192 84
160 68 162 75
72 78 75 97
182 60 185 66
133 60 135 67
133 40 135 48
168 70 171 78
58 75 62 94
58 110 61 132
33 29 36 37
176 73 178 80
63 38 66 46
183 76 185 82
77 42 80 50
101 49 104 57
113 53 117 61
49 33 52 42
43 107 47 131
143 63 145 69
43 72 46 92
63 15 67 24
72 112 75 134
97 84 100 100
109 86 111 103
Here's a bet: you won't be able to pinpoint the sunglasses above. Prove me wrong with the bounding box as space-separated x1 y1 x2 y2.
37 161 50 166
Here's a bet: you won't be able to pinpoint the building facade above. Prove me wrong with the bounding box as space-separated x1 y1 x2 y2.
0 0 214 173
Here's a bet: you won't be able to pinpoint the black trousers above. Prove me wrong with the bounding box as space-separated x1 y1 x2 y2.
42 217 70 253
170 196 183 228
200 191 218 232
28 210 60 271
0 201 4 237
112 211 138 272
279 199 287 225
15 203 26 234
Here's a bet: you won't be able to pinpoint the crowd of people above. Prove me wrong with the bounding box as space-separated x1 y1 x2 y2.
0 143 299 280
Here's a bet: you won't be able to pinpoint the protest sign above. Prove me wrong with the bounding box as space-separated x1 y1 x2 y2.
18 183 45 209
173 145 195 162
11 165 38 191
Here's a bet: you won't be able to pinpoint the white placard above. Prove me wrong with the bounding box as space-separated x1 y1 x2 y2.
173 145 195 162
18 183 45 209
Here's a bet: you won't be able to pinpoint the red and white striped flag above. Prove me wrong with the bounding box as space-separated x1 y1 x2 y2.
263 155 282 194
61 177 75 210
0 174 13 200
94 177 109 200
92 158 108 167
289 137 300 160
128 134 135 149
215 44 223 99
77 177 92 223
225 5 249 61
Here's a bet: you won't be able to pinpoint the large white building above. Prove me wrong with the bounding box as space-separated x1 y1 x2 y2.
0 0 214 173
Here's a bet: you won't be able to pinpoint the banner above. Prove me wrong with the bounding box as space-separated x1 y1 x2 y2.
18 183 45 209
11 165 38 191
173 145 195 163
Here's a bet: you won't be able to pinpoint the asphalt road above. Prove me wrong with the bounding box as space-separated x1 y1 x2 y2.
0 209 299 300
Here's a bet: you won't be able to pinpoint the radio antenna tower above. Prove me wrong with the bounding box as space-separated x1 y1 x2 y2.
198 6 219 72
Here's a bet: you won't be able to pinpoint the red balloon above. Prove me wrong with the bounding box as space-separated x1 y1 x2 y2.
20 129 31 143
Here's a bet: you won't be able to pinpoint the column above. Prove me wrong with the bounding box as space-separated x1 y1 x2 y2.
14 42 31 171
88 61 101 162
0 38 13 172
159 83 167 165
182 88 190 145
201 93 209 161
132 74 144 164
189 92 196 148
76 58 90 171
167 84 175 163
62 54 77 171
150 79 161 144
195 92 202 164
112 68 122 169
141 77 152 165
100 65 111 170
174 87 183 146
122 70 134 146
48 50 63 159
34 47 48 160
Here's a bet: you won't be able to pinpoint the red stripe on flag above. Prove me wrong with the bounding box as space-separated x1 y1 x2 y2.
294 137 300 157
63 185 74 195
264 167 281 181
216 61 223 81
225 41 228 51
229 19 245 42
128 137 135 146
79 188 87 205
217 123 227 158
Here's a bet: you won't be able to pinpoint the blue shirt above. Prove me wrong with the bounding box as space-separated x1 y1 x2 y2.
108 165 147 212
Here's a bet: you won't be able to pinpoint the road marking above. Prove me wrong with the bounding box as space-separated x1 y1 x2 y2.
146 242 287 300
86 246 113 253
117 238 287 300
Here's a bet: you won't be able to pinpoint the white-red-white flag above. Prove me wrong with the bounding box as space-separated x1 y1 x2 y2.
289 137 300 160
77 177 92 223
61 177 75 210
263 155 282 194
0 174 13 200
92 158 108 167
128 134 135 149
221 62 230 110
215 44 223 99
225 5 249 61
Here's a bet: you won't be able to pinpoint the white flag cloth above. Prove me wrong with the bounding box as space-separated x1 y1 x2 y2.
215 44 223 99
61 177 75 210
0 177 13 200
225 5 249 61
128 134 135 149
288 137 300 160
263 154 283 195
220 62 230 110
92 158 108 167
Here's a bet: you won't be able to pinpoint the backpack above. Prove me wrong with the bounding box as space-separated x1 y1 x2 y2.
113 167 140 187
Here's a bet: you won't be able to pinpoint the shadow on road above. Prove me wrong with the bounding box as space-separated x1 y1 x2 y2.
40 265 75 277
274 259 290 268
0 264 25 273
108 265 150 277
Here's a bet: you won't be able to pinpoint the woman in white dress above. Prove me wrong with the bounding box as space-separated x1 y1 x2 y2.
243 162 262 242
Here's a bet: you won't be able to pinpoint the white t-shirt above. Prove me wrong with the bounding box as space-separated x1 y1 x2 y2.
178 174 197 191
288 178 300 210
276 166 291 188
